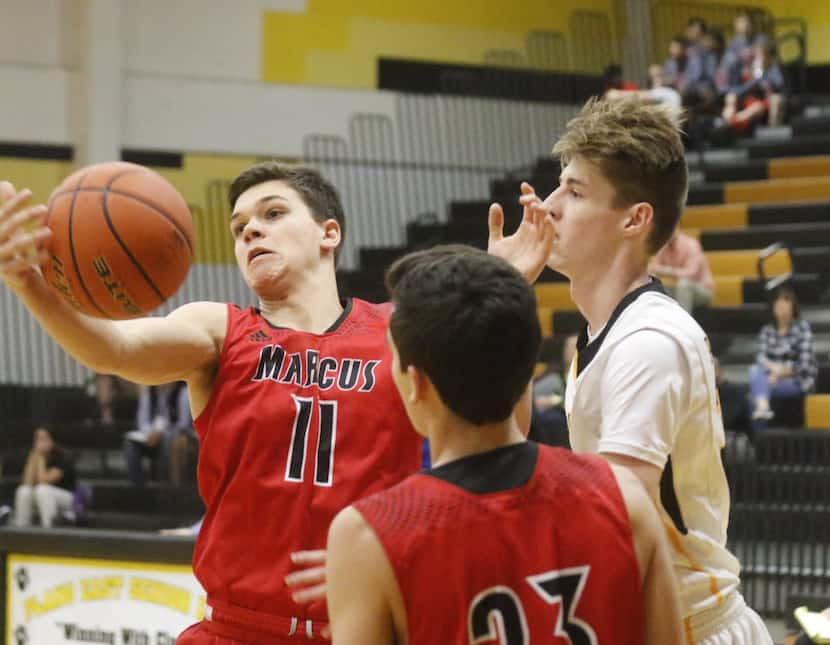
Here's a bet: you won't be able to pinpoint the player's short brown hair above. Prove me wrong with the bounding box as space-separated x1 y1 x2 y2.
553 97 688 254
386 245 540 425
228 161 346 265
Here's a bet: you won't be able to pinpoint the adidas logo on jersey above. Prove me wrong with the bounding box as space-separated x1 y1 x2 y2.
249 330 271 343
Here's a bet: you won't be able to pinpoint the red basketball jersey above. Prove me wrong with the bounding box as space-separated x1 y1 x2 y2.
355 443 645 644
193 299 421 621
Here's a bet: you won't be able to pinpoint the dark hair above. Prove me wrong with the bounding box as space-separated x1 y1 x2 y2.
770 285 800 320
386 245 541 425
228 161 346 264
707 29 725 52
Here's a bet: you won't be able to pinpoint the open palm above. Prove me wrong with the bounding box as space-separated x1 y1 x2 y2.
487 182 555 284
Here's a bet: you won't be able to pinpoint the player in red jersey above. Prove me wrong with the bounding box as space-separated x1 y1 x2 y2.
326 246 682 645
0 163 548 643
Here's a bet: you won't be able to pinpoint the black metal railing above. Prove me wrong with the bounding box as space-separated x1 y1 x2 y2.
724 429 830 617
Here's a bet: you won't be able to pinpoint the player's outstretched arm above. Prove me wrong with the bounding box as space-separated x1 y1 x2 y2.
326 507 402 645
612 465 683 645
1 181 221 385
487 182 555 284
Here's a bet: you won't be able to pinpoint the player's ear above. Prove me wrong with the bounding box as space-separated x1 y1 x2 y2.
320 219 341 253
622 202 653 239
407 364 429 404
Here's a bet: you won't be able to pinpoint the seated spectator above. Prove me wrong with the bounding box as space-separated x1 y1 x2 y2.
86 373 137 426
650 230 714 313
748 286 817 433
662 36 688 91
725 11 768 67
722 42 785 134
683 29 725 111
13 427 77 528
605 64 681 109
684 16 708 60
529 333 577 448
600 63 640 98
124 382 191 487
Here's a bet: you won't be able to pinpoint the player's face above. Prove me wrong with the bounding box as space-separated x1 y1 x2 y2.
230 180 332 297
538 156 630 280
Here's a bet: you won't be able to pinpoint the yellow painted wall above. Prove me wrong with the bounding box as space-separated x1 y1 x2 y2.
263 0 615 88
0 158 75 205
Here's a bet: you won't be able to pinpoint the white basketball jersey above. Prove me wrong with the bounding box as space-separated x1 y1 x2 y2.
564 281 741 626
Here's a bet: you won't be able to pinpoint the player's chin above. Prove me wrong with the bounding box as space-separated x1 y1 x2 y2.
246 266 288 296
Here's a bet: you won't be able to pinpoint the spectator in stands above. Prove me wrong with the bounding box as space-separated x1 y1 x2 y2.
749 286 818 432
683 29 725 111
530 333 578 448
13 427 77 528
605 64 681 109
87 373 137 427
722 41 785 134
684 17 708 60
600 64 639 98
124 381 191 487
662 36 688 91
725 11 769 67
649 230 715 313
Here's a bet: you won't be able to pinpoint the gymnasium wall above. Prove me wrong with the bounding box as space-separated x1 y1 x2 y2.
261 0 616 88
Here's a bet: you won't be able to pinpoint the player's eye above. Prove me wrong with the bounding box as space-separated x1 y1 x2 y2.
570 190 581 198
265 209 281 219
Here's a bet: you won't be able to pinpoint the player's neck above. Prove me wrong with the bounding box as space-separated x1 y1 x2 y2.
428 418 526 468
569 256 650 335
258 266 343 333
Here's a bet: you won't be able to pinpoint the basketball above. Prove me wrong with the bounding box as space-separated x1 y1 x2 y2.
42 161 195 319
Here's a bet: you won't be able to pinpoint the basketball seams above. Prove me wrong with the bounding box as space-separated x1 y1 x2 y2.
50 184 194 255
99 191 166 305
64 175 110 318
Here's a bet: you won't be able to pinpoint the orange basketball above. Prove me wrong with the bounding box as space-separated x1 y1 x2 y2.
42 161 195 319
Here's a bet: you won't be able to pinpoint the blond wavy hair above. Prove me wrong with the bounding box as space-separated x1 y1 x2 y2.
553 97 688 254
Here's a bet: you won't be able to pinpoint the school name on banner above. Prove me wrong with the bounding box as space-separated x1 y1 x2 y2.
7 554 205 645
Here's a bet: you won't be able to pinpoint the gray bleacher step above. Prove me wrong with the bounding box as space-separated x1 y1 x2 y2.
754 126 794 140
686 148 748 171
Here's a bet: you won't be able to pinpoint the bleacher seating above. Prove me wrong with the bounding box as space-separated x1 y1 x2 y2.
0 387 203 532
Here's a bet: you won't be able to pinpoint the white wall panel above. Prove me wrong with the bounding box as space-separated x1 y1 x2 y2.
0 65 73 144
123 76 397 157
124 0 307 81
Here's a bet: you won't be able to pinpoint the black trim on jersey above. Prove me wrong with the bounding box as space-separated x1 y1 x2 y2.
424 442 538 494
660 457 688 535
575 277 666 377
256 298 354 333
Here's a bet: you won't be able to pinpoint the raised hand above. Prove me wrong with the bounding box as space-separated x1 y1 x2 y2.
0 181 51 290
487 182 555 284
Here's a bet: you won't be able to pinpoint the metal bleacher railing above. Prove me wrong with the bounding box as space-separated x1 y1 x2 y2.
724 429 830 619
